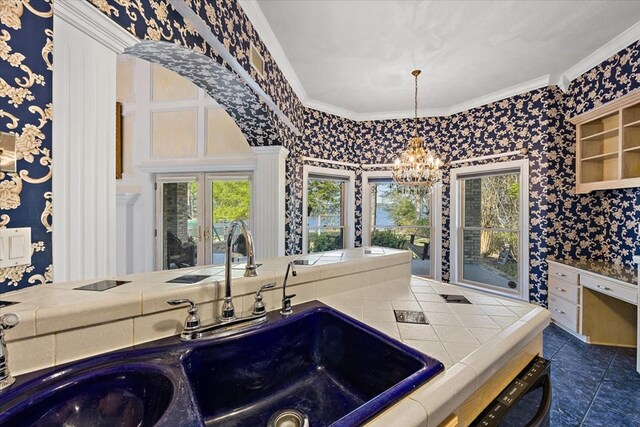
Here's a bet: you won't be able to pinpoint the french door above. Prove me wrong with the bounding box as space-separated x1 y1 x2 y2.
364 177 436 278
155 173 253 270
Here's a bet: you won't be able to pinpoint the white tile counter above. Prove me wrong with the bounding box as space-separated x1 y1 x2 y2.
0 248 549 427
322 276 550 427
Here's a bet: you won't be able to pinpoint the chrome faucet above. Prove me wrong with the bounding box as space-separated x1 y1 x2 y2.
168 282 275 341
0 313 19 391
222 219 258 321
281 261 298 316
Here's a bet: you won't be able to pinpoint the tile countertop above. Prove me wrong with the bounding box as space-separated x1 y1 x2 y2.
0 247 410 341
324 276 550 427
0 248 549 427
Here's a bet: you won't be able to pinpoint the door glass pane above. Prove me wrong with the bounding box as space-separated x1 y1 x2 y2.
162 181 198 270
210 179 251 265
460 171 520 292
370 181 432 277
307 177 344 253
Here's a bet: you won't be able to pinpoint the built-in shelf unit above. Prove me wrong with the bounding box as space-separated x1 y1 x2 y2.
571 90 640 193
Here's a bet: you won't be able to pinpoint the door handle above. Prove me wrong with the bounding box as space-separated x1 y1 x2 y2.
555 309 565 314
555 287 565 292
555 272 566 277
597 285 611 291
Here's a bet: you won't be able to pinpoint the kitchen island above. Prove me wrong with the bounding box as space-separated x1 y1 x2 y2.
0 248 549 426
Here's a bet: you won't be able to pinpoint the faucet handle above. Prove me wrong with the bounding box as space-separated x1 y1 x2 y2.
252 283 275 315
0 313 18 331
167 299 200 331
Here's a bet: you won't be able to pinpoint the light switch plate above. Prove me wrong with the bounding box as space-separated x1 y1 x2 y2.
0 228 31 268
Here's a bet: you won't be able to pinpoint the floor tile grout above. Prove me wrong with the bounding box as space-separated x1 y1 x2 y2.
578 347 619 426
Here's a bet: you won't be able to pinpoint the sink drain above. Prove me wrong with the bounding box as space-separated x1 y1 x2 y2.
267 409 309 427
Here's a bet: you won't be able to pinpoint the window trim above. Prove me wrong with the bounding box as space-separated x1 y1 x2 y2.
302 165 356 254
449 159 530 301
361 170 442 280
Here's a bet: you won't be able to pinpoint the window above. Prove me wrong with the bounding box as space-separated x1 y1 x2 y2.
450 160 529 300
303 167 355 254
364 175 437 277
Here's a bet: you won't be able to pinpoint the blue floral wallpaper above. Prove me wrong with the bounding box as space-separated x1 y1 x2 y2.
335 88 557 305
1 0 638 304
0 0 53 291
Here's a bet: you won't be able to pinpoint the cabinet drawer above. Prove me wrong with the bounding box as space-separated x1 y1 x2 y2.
549 294 579 332
580 274 637 305
548 262 579 285
549 275 580 304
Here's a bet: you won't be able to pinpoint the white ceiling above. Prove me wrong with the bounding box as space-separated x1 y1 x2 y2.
241 1 640 120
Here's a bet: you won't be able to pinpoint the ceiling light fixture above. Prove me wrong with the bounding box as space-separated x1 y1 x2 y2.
392 70 442 190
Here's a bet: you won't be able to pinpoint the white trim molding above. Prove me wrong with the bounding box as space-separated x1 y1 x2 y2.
52 10 125 281
449 158 530 301
253 146 288 258
169 0 301 136
239 0 308 106
302 165 356 254
238 0 640 119
54 0 138 53
116 193 141 275
558 21 640 91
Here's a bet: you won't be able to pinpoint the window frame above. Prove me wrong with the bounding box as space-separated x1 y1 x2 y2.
449 159 530 301
302 165 356 254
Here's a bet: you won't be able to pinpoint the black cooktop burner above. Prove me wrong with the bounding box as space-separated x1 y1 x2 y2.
439 294 472 304
166 275 212 284
0 300 17 308
394 310 429 324
74 280 131 292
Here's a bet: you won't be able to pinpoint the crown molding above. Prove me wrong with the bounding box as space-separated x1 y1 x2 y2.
238 3 640 122
305 75 551 121
238 0 309 104
239 0 552 122
559 20 640 87
54 0 139 53
169 0 302 136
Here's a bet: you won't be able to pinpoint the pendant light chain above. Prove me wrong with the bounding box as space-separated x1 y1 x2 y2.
413 72 418 137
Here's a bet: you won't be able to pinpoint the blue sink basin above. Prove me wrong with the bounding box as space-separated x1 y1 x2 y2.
181 305 443 426
0 302 443 427
0 363 177 427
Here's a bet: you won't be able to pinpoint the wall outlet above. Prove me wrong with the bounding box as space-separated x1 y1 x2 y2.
0 227 31 268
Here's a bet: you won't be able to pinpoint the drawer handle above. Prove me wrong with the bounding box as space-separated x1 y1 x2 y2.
597 285 611 291
555 287 565 292
555 309 565 314
556 272 566 277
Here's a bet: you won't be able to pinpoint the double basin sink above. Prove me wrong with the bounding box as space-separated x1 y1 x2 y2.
0 302 443 426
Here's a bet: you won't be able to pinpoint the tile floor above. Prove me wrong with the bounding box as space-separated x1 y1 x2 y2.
544 323 640 426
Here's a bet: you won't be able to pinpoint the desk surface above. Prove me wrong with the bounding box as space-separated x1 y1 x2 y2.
550 258 637 286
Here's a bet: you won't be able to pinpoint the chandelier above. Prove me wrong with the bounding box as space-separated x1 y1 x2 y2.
392 70 442 189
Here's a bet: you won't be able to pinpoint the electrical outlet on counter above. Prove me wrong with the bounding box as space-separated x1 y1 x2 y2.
0 227 31 268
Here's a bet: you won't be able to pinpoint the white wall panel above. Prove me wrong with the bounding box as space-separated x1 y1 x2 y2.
52 14 118 281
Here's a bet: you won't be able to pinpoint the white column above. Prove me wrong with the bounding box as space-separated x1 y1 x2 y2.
253 146 288 259
52 1 137 281
116 193 140 275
